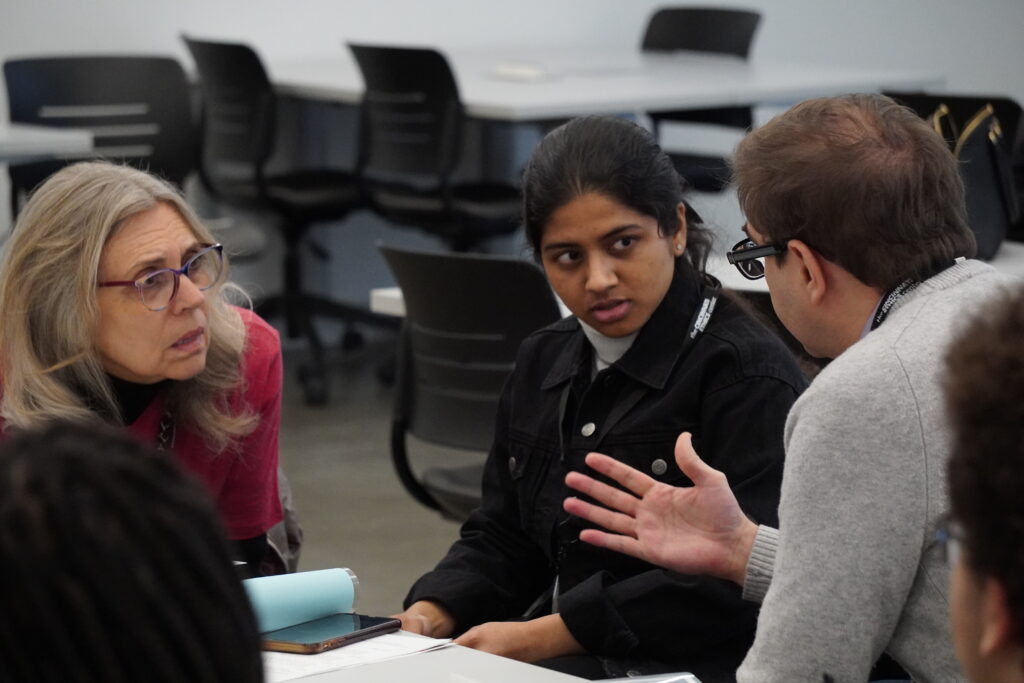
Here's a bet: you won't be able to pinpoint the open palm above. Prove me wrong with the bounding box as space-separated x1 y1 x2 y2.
563 432 757 585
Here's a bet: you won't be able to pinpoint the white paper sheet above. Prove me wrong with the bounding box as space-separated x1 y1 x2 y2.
263 631 452 682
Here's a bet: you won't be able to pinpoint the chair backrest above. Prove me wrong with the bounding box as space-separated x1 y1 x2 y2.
183 36 276 202
348 44 463 186
642 7 761 129
379 245 562 451
4 56 195 211
641 6 761 58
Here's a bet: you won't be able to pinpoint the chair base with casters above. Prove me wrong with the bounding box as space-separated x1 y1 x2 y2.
251 198 400 406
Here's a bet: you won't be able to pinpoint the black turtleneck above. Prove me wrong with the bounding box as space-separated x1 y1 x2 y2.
107 375 169 425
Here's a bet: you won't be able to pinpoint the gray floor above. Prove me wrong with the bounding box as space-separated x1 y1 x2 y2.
278 337 475 617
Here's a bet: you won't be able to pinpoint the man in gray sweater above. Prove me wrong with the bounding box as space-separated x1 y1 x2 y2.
564 94 1014 681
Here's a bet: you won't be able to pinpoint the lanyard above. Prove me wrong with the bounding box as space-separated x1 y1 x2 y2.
870 260 958 331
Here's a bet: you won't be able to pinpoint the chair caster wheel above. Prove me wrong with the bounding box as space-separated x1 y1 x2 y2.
298 365 328 406
341 328 364 352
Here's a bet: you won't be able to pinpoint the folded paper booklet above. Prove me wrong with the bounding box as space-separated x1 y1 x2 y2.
244 568 400 654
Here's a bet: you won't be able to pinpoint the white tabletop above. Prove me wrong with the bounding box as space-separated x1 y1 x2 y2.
298 643 587 682
271 47 944 121
0 122 93 163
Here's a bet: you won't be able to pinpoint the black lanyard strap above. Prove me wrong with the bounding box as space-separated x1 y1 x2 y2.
871 259 959 331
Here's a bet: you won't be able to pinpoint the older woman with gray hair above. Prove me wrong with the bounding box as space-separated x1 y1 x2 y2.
0 161 285 572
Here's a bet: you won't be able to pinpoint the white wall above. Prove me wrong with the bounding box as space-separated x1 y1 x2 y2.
2 0 1023 104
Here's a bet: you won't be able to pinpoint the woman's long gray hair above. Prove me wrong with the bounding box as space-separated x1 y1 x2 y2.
0 162 255 452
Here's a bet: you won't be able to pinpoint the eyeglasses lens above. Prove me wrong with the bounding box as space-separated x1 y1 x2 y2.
136 247 223 311
138 271 177 311
186 248 223 289
740 258 765 279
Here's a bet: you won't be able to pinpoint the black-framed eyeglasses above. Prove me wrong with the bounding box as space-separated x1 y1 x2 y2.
726 237 787 280
98 243 224 312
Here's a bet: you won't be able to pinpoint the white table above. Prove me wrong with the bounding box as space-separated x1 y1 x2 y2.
298 644 587 682
0 122 93 163
270 47 944 121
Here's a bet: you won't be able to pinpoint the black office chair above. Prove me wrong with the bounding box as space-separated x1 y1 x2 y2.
349 44 522 252
3 56 196 216
3 55 269 262
641 7 762 192
185 36 398 405
379 245 562 521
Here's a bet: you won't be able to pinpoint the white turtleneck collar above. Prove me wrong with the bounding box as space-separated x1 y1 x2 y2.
578 320 639 377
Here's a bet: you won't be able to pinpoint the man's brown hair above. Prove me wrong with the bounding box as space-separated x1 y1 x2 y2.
733 93 976 290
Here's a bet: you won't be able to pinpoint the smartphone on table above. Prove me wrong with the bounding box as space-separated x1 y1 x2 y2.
262 613 401 654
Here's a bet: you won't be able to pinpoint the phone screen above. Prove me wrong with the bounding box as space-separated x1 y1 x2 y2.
263 613 401 653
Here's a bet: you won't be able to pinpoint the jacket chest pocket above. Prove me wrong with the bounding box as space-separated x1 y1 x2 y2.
591 431 695 486
505 435 560 543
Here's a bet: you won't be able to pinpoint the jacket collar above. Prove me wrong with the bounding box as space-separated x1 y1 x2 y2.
541 260 704 391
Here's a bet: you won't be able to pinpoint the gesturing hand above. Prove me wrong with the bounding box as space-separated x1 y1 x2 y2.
563 432 758 586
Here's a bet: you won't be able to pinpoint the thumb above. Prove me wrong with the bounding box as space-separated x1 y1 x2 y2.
674 432 716 486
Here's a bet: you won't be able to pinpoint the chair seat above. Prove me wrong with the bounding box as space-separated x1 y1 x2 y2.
665 151 733 193
265 170 363 217
421 463 485 521
370 181 520 246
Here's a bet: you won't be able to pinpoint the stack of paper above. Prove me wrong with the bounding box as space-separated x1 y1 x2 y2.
263 631 451 682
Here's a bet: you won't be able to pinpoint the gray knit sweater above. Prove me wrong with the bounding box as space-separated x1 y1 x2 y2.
737 261 1012 683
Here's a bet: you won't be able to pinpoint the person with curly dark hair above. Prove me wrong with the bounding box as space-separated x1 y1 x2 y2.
944 286 1024 683
0 420 263 682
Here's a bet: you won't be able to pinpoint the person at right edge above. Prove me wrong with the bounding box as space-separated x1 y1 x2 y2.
394 115 808 681
563 93 1015 682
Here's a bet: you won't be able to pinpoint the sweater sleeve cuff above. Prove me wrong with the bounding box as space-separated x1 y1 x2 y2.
742 525 778 604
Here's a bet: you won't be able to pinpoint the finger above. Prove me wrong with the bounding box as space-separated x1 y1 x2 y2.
563 496 637 537
582 452 656 497
395 613 429 635
564 471 640 516
454 625 488 650
578 528 646 561
674 432 721 487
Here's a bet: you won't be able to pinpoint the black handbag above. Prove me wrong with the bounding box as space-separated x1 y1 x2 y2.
928 103 1019 260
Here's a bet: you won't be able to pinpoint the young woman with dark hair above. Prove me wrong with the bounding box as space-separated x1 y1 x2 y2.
395 116 807 681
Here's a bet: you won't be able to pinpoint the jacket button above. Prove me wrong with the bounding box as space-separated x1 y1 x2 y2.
651 458 668 475
580 422 596 437
508 456 517 472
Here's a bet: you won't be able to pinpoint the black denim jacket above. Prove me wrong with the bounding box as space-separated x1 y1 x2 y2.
406 265 807 680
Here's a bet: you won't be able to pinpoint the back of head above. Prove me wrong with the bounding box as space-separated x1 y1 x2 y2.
944 286 1024 651
0 420 262 682
733 93 976 290
521 115 713 274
